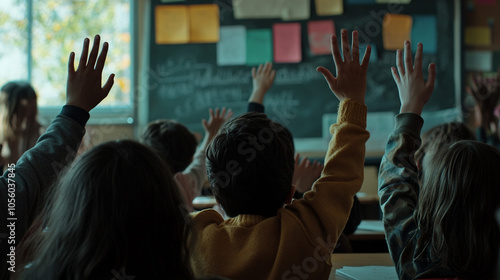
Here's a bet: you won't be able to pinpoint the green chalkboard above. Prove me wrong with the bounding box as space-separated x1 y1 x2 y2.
148 0 461 138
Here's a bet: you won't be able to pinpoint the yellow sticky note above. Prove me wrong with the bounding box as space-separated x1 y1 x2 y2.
155 5 189 44
315 0 343 16
383 14 412 50
465 26 492 47
189 4 220 43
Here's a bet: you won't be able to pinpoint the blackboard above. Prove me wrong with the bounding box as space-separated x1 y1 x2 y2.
148 0 460 138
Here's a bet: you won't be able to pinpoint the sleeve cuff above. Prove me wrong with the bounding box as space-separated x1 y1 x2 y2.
247 102 265 113
336 99 368 129
59 105 90 127
394 113 424 137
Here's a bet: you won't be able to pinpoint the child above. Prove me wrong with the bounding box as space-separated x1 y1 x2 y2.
0 81 42 171
0 34 114 279
141 108 233 209
378 41 500 279
187 29 371 279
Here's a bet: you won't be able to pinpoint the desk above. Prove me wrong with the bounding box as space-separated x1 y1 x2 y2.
329 253 394 280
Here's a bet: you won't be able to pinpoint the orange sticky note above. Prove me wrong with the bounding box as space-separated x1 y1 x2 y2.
315 0 343 16
155 5 189 44
383 14 412 50
273 23 302 63
465 26 492 47
308 20 335 55
189 4 220 43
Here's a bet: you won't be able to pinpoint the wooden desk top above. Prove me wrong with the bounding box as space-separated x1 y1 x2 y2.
348 220 386 241
329 253 394 280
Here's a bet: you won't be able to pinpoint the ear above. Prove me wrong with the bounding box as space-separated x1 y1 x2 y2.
284 185 296 205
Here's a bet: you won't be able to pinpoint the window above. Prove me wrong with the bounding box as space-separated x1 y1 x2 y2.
0 0 133 122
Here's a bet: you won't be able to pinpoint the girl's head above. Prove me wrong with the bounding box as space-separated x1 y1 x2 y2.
415 122 475 171
141 119 198 174
0 81 39 139
17 140 193 280
417 140 500 278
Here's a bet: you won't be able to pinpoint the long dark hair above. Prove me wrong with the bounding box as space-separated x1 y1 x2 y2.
416 140 500 278
15 140 193 280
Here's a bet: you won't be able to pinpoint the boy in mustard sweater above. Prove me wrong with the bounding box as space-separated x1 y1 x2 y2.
188 29 371 280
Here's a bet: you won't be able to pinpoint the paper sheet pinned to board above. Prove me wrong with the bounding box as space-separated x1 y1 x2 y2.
189 4 220 43
233 0 310 20
155 5 189 44
411 15 437 54
247 29 273 65
315 0 343 16
465 26 492 47
217 26 246 66
308 20 335 55
383 14 412 50
465 51 493 71
273 23 302 63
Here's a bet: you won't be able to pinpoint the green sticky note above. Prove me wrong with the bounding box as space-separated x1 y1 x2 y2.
246 29 273 66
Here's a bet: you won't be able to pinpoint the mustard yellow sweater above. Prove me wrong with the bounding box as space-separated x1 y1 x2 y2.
188 99 369 280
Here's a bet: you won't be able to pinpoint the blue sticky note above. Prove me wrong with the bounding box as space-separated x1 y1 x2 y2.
347 0 376 4
247 29 273 65
411 15 437 54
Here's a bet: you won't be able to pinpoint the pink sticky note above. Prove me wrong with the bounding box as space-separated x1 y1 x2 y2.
475 0 496 5
308 20 335 55
273 23 302 63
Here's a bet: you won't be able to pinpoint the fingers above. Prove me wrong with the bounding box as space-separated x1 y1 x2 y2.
426 63 436 92
102 74 115 95
87 35 101 68
77 38 90 72
391 67 401 84
317 66 337 92
95 42 109 73
396 49 405 77
360 45 371 70
404 41 413 75
341 29 351 62
252 67 256 78
256 64 263 75
68 52 76 77
414 43 423 74
225 109 234 120
351 31 359 63
330 34 342 67
294 154 300 163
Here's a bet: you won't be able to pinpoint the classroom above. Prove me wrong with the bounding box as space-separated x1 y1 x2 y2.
0 0 499 279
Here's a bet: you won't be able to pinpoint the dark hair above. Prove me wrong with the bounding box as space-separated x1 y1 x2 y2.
15 140 193 280
141 119 198 174
417 140 500 278
0 81 39 141
415 122 475 169
206 112 295 217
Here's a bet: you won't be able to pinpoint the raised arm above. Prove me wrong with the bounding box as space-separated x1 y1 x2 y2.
247 62 276 113
283 30 370 252
291 154 323 194
378 41 436 274
0 34 113 275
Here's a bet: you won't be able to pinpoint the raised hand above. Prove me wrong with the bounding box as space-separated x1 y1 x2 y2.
292 154 323 193
202 108 234 139
317 29 371 104
391 41 436 115
249 62 276 104
466 70 500 130
66 34 115 112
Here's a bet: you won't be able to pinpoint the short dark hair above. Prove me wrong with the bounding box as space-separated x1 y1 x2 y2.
206 112 295 217
141 119 198 174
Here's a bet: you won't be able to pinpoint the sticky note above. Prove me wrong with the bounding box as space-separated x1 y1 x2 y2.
247 29 273 65
347 0 375 3
475 0 496 5
411 15 437 54
315 0 343 16
465 26 492 47
308 20 335 55
155 5 189 44
217 26 246 66
161 0 185 2
189 4 220 43
465 51 493 71
273 23 302 63
233 0 310 20
383 14 412 50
